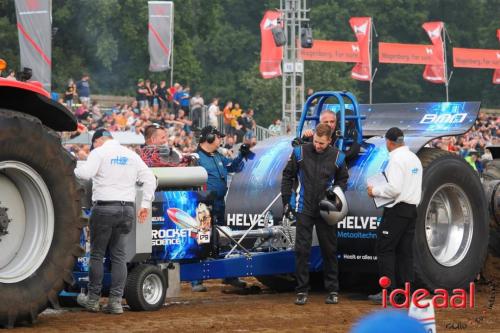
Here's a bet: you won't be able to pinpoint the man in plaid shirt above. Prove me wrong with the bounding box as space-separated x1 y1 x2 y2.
139 124 191 167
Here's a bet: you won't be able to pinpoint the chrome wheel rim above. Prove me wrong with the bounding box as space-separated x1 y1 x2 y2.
0 161 54 283
424 184 473 267
142 273 163 305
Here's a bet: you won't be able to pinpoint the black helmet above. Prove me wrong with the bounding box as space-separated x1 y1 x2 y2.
319 186 348 226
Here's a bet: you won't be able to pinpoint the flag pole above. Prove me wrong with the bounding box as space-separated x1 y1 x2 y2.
370 68 378 104
170 2 174 87
369 20 378 104
443 24 449 102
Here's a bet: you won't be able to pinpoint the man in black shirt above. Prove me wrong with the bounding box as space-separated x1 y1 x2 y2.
136 79 148 109
157 80 168 111
237 108 256 144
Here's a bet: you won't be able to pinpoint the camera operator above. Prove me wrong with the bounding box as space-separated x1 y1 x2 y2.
194 125 252 291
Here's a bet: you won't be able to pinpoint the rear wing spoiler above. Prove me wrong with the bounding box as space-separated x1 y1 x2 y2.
358 102 481 138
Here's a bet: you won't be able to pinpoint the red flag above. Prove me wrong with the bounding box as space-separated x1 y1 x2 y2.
494 29 500 84
349 17 372 81
260 11 282 79
300 40 360 62
422 22 446 83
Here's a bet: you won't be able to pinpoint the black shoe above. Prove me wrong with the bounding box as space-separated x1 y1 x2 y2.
325 292 339 304
368 291 383 304
295 293 308 305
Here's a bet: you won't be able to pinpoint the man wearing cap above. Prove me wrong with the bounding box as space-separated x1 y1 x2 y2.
74 129 156 314
193 125 248 291
367 127 423 304
282 123 349 306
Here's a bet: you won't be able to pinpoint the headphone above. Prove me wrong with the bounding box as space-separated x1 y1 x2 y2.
201 127 218 144
206 132 216 144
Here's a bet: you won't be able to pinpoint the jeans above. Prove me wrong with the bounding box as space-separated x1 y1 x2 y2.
88 204 135 299
244 130 254 141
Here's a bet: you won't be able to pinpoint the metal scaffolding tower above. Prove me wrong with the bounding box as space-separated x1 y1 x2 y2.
280 0 309 133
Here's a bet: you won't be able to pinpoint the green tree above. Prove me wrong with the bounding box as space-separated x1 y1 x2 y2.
1 0 498 112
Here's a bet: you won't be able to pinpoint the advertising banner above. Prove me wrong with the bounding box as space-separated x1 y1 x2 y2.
260 10 283 79
300 40 360 62
452 48 500 69
422 22 446 83
453 29 500 84
15 0 52 90
151 191 214 261
379 43 441 65
349 17 372 81
148 1 173 72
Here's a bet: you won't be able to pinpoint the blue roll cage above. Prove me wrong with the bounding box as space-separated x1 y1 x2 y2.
297 91 364 149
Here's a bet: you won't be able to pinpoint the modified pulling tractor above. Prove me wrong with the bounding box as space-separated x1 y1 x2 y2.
63 91 498 312
0 59 498 325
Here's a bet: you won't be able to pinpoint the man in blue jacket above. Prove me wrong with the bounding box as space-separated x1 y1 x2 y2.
194 126 248 291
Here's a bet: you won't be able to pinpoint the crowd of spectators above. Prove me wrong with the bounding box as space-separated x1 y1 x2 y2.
56 75 499 171
61 76 258 161
429 112 499 173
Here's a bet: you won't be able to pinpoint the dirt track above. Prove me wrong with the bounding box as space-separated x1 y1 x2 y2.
12 256 500 333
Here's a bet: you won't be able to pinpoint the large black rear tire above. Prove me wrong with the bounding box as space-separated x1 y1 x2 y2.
0 110 83 327
483 160 500 257
415 148 488 290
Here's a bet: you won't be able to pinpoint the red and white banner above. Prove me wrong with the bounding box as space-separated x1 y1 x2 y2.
15 0 52 90
422 22 446 83
453 29 500 84
379 43 440 64
260 11 282 79
349 17 372 81
300 40 360 62
379 21 446 84
494 29 500 84
300 17 372 81
453 48 500 69
148 1 173 72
